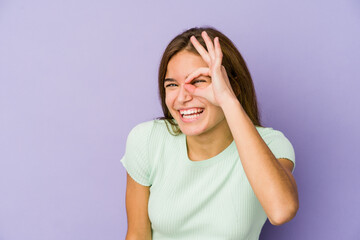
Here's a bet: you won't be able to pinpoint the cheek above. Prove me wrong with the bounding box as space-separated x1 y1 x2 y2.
165 92 175 108
207 106 225 121
165 94 178 118
165 94 170 108
214 108 226 120
165 98 174 115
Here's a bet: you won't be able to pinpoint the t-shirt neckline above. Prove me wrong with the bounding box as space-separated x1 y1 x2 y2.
181 133 236 167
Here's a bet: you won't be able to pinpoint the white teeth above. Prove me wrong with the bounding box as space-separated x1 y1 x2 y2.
183 113 201 119
180 108 204 115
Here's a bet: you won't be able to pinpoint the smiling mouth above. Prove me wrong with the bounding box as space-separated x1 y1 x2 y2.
179 108 204 121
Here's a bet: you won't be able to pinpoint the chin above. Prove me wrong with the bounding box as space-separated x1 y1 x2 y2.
180 129 201 136
177 122 208 136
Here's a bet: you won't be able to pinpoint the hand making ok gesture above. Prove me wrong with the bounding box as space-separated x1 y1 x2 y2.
184 31 237 108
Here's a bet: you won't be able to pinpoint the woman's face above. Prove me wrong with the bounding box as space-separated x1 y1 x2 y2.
164 50 228 137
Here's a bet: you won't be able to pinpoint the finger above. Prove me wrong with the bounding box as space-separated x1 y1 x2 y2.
221 65 233 92
184 67 210 84
184 83 213 101
202 31 216 61
221 65 228 78
214 37 223 67
184 83 196 94
190 36 211 65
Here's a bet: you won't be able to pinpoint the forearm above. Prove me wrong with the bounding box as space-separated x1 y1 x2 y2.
125 233 152 240
222 98 298 225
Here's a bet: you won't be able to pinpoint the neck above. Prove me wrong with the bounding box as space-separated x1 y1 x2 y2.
186 120 234 161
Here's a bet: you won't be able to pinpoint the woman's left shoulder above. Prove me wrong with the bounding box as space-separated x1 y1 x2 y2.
256 125 296 169
255 125 294 149
255 125 286 139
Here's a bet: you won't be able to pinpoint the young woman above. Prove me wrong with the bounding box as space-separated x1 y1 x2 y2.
121 27 299 240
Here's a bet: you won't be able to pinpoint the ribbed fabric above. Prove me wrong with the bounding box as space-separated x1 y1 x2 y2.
121 120 295 240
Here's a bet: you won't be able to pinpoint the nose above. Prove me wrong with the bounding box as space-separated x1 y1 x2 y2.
177 83 192 103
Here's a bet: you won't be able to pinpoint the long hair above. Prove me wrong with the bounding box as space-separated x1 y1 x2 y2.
157 26 262 135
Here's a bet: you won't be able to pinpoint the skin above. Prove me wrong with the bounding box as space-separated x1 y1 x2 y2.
165 50 233 160
125 173 151 240
124 32 299 239
164 31 299 225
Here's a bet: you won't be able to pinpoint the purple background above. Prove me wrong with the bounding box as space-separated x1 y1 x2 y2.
1 0 359 239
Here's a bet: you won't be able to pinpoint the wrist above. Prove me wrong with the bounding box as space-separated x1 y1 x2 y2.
219 95 241 111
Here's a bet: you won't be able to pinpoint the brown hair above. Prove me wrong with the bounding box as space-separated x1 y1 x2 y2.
157 26 262 135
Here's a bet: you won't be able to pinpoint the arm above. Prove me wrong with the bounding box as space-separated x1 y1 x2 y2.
222 99 299 225
125 173 152 239
185 31 299 225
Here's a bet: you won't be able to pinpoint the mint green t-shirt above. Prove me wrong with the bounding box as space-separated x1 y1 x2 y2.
121 120 295 240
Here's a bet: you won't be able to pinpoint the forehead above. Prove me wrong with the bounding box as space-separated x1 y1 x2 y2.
165 50 208 79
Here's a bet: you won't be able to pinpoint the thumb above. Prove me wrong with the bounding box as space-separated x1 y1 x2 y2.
184 83 196 94
184 83 207 98
184 83 215 104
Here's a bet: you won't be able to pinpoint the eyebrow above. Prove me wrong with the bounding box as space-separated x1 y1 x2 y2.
164 75 210 84
164 78 176 83
165 73 191 82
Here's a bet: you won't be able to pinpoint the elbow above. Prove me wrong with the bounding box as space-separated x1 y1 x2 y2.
269 201 299 226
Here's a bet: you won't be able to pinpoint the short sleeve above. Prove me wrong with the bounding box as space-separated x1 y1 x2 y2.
259 128 296 173
120 121 153 186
